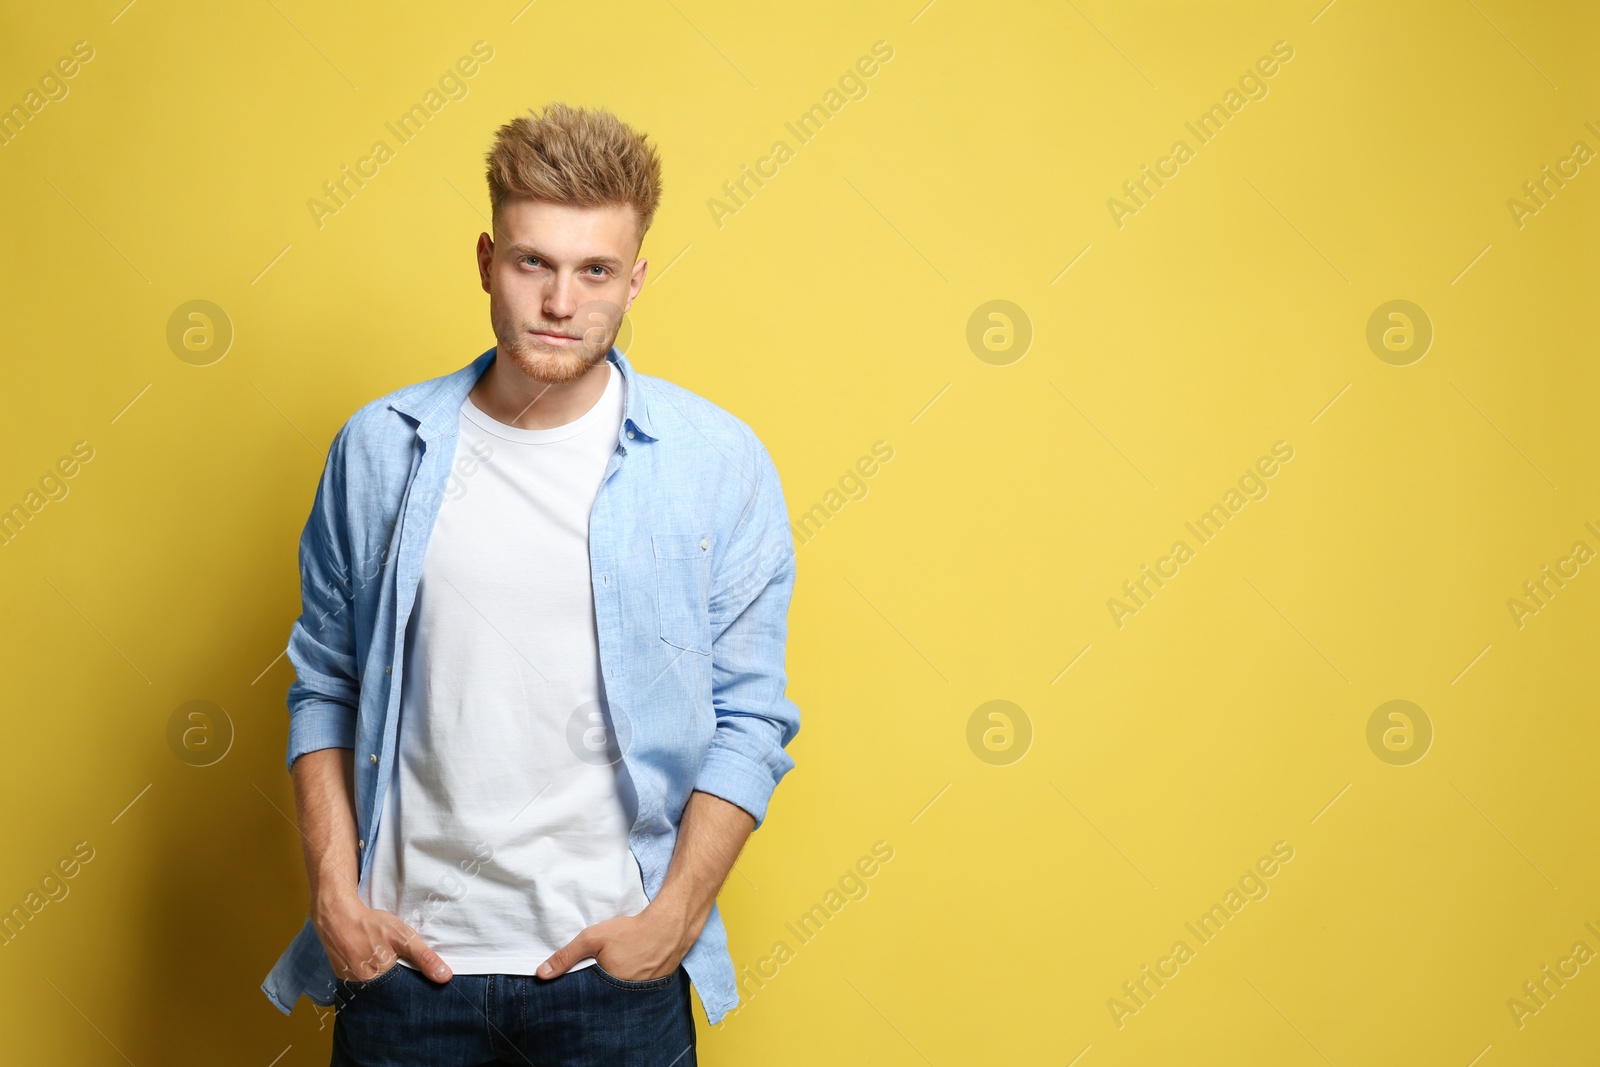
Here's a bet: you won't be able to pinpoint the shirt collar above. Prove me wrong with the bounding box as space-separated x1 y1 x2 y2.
390 344 658 443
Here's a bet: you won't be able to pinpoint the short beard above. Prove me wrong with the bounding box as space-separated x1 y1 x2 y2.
497 330 611 386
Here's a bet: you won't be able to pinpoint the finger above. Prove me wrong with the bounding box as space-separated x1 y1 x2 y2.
346 937 399 981
390 918 453 982
538 928 598 979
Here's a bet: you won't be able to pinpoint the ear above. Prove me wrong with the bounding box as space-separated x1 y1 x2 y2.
476 230 494 293
624 255 648 313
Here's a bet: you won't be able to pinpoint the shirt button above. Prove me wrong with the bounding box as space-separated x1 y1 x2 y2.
358 839 365 849
384 666 392 675
626 430 635 439
369 753 378 764
700 538 708 550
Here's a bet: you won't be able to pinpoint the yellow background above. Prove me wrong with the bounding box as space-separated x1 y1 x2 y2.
1 0 1596 1063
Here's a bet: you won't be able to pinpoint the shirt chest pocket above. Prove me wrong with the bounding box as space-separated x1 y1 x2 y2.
653 532 713 655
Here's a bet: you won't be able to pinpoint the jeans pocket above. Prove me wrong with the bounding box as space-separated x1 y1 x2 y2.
591 960 677 990
653 532 712 655
337 959 404 992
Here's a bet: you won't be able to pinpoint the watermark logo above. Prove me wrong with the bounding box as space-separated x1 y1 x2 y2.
707 41 895 229
1108 441 1295 629
789 440 894 548
1107 41 1295 229
966 700 1032 766
167 700 234 767
0 439 95 550
724 840 895 1020
1365 299 1432 366
1366 699 1431 766
0 840 96 949
1506 524 1598 629
444 438 495 502
566 700 630 766
1507 920 1600 1030
966 300 1032 365
166 300 233 366
1108 840 1295 1028
1 40 95 149
306 41 495 231
1506 123 1598 230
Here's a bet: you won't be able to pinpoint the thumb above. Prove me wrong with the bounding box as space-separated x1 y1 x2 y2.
391 919 452 983
539 927 599 979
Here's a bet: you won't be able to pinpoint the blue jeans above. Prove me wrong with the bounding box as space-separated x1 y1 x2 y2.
328 961 697 1067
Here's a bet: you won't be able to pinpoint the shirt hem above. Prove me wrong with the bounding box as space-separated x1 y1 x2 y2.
396 955 599 975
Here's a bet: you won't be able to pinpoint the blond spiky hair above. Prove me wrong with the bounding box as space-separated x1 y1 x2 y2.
484 101 663 244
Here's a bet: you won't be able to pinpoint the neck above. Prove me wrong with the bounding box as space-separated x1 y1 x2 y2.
470 351 611 430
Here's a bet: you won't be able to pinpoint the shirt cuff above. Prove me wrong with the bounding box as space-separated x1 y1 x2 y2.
286 700 357 771
694 746 780 830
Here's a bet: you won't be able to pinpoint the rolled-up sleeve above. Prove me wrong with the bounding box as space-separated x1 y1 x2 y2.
696 438 801 830
283 422 360 772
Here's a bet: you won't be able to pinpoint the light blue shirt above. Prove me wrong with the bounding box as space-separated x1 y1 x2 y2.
260 345 801 1025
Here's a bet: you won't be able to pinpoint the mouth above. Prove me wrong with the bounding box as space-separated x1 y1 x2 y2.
530 329 582 347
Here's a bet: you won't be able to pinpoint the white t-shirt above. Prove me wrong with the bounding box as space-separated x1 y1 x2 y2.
363 363 648 974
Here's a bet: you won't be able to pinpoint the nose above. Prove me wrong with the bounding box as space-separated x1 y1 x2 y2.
542 269 579 323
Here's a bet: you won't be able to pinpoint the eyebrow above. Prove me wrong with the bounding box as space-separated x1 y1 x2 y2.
505 243 627 271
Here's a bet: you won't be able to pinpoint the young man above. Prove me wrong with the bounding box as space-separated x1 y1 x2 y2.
259 102 802 1067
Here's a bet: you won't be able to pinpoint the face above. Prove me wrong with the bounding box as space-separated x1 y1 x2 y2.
477 197 647 384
